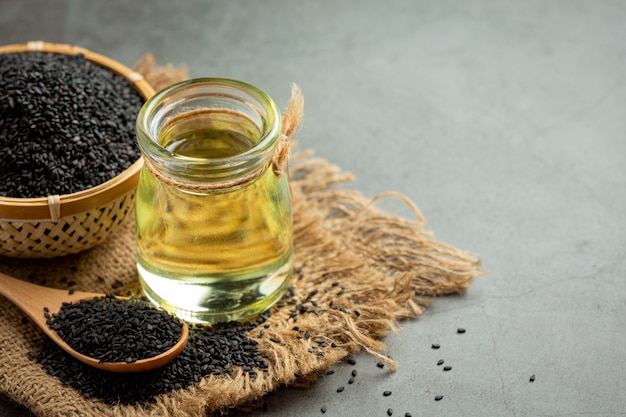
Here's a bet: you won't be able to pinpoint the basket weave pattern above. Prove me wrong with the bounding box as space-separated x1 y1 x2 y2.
0 191 135 258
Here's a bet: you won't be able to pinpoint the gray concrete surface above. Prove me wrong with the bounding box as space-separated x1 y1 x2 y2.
1 1 625 416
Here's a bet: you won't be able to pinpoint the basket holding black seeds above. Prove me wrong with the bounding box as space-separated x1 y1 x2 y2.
0 50 143 198
0 41 154 258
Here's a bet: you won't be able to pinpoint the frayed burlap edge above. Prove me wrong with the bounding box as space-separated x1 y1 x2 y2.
0 55 483 417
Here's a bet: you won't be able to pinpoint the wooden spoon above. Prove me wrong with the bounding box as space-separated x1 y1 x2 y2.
0 270 189 373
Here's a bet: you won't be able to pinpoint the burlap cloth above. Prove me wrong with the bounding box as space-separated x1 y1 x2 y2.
0 56 483 417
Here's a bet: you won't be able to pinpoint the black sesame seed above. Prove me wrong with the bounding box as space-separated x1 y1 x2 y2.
443 366 452 371
376 361 385 368
457 328 466 334
437 359 444 366
405 413 412 417
387 408 393 416
348 377 355 384
351 369 357 377
431 343 440 349
347 358 357 365
321 405 327 414
337 386 344 393
383 390 392 396
326 370 335 375
435 395 443 401
530 374 536 382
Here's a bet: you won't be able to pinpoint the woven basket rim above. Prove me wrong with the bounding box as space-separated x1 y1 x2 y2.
0 41 154 221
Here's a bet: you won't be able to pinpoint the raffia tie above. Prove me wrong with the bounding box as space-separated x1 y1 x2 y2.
143 83 303 191
46 194 61 221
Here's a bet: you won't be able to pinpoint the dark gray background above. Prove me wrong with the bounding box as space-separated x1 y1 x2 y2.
1 1 625 416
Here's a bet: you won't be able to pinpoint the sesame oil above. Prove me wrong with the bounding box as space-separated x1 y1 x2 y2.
136 106 293 324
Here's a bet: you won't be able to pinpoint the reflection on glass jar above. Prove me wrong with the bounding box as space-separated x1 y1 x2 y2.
135 78 293 324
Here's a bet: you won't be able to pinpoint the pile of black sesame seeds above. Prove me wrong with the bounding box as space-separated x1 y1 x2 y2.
33 310 270 405
0 51 143 198
45 295 183 363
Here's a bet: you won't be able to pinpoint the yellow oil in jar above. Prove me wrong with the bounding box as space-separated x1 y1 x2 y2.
135 109 293 323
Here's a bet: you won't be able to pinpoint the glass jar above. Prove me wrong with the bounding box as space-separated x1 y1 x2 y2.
135 78 293 324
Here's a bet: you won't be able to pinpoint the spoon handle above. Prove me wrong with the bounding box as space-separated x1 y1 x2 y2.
0 271 189 373
0 271 103 330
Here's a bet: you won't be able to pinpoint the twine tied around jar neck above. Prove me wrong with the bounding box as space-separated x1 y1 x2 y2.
142 83 303 191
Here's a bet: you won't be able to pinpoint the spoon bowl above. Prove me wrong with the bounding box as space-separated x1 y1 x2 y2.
0 271 188 373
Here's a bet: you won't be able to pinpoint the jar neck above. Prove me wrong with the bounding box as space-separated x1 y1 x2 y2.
136 78 282 188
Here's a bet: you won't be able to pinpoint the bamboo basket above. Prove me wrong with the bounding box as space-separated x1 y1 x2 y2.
0 41 154 258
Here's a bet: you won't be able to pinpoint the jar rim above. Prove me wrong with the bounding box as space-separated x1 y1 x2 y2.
136 77 282 168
